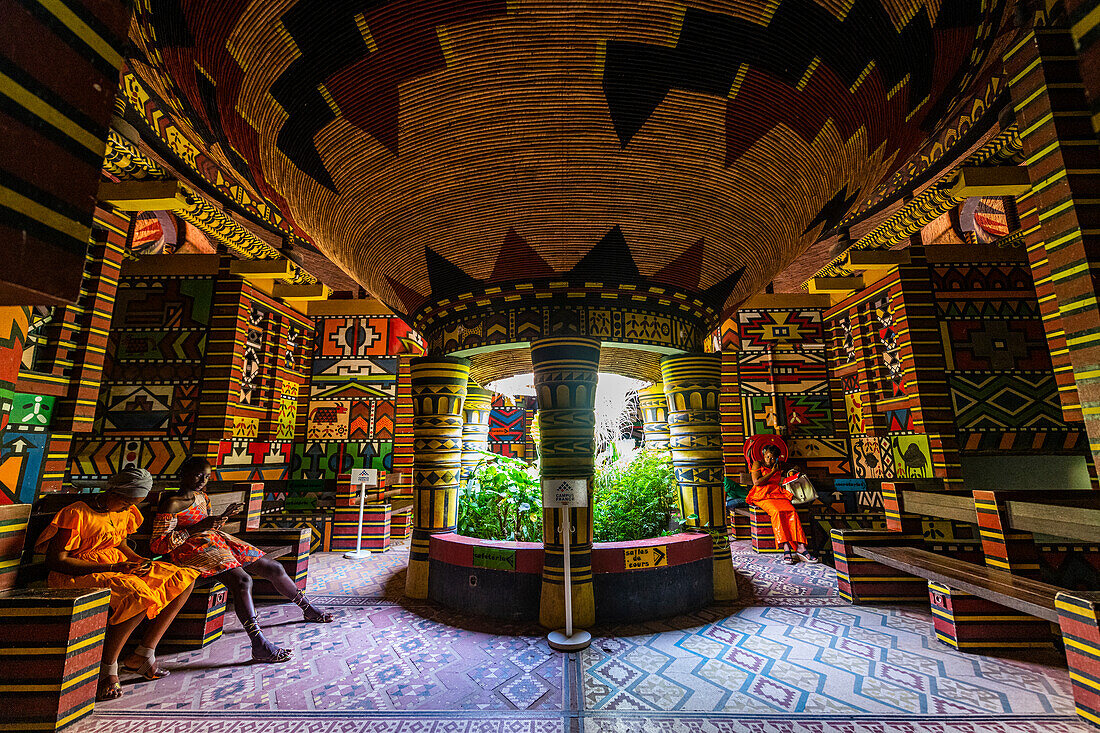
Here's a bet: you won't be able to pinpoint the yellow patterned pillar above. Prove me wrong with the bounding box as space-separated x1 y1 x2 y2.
660 354 736 601
460 385 494 488
405 356 471 599
638 383 670 451
532 336 601 629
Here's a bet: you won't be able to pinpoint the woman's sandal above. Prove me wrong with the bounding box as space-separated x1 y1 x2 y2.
252 647 294 664
97 662 123 701
121 645 170 680
303 608 335 623
798 551 821 564
781 551 797 565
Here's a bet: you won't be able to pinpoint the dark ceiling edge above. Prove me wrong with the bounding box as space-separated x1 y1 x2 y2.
816 85 1011 245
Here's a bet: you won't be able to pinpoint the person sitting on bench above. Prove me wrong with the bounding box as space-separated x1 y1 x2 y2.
37 467 199 701
749 446 819 565
151 457 333 665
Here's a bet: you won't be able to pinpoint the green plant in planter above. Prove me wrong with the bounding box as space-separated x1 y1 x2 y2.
457 451 542 542
592 448 679 542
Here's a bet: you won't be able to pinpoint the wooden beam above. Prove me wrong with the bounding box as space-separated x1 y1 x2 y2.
946 166 1032 198
808 275 864 302
121 253 222 277
306 298 395 316
272 282 331 302
229 259 294 282
97 179 186 211
845 249 910 271
740 293 832 309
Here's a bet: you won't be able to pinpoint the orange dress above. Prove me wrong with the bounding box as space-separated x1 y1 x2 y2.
35 501 200 624
747 466 807 547
150 492 263 577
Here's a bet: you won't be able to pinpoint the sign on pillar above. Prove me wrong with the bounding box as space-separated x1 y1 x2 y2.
542 478 591 651
345 468 379 560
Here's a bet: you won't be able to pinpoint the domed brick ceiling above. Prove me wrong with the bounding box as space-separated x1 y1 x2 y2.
129 0 1006 353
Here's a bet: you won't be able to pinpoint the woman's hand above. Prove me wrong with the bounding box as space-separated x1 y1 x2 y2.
222 502 246 518
189 516 227 533
113 560 148 574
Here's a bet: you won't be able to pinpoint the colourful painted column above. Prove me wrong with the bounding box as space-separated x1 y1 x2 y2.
1006 23 1100 476
660 353 736 601
638 383 670 450
460 385 494 487
405 356 470 599
531 336 600 629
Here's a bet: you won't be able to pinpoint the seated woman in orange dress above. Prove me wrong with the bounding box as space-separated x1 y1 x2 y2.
748 445 820 565
151 457 333 665
37 468 199 701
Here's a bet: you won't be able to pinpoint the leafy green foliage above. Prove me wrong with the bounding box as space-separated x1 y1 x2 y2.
592 449 679 542
457 451 542 542
457 447 680 543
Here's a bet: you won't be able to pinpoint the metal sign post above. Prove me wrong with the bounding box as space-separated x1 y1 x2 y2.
542 478 591 652
344 468 378 560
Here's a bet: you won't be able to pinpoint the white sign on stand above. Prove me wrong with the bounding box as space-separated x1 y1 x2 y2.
541 478 591 652
351 468 378 486
344 468 380 560
541 478 588 508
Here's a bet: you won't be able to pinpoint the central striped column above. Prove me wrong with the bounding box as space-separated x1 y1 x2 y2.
460 385 494 488
532 336 600 629
405 356 470 599
638 383 670 450
660 354 736 601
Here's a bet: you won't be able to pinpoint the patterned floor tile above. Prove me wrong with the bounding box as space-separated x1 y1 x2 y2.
63 534 1087 733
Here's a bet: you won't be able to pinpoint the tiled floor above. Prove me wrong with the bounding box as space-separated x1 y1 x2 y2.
71 540 1093 733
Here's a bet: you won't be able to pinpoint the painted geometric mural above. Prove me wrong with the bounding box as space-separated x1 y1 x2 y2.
296 315 423 479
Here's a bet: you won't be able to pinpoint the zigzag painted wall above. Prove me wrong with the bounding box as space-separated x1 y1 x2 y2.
292 315 424 480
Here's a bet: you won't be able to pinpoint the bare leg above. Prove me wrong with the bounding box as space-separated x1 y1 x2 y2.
99 612 144 698
216 567 292 662
247 557 333 622
119 580 196 677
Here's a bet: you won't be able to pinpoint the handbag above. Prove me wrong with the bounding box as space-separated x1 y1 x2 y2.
783 474 819 505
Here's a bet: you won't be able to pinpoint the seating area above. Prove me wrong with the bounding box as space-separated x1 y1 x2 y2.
834 483 1100 725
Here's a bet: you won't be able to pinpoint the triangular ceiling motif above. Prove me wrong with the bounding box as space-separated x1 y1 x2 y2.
568 226 639 281
489 228 555 282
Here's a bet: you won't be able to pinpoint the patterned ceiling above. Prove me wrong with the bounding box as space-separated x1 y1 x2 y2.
128 0 1008 339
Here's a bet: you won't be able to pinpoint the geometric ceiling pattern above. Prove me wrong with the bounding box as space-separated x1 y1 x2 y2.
128 0 1006 338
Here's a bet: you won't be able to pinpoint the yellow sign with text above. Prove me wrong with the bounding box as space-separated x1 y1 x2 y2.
623 546 668 570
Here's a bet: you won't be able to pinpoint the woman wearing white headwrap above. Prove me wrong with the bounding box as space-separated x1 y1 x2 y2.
36 467 199 701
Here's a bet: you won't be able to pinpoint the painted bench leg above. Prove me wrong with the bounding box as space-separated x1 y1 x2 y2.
727 511 752 540
749 506 780 553
929 581 1052 651
159 581 228 650
391 507 413 540
831 528 926 604
332 504 391 552
248 528 312 603
1057 591 1100 728
0 588 111 732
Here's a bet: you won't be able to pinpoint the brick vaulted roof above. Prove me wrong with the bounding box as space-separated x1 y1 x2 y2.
127 0 1012 335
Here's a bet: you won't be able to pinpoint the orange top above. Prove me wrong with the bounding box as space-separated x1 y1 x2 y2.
36 501 199 623
746 464 793 505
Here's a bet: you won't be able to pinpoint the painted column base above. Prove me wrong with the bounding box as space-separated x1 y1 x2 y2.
0 588 111 732
159 581 227 650
539 578 595 631
929 581 1053 651
831 528 927 604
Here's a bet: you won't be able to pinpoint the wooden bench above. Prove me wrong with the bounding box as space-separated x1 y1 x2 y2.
21 486 311 649
837 482 1100 728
